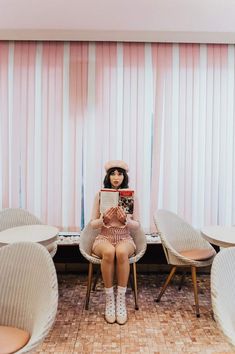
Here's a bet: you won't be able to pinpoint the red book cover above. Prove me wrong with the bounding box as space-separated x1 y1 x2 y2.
118 190 134 214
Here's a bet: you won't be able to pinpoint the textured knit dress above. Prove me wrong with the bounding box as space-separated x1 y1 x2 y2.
90 191 139 251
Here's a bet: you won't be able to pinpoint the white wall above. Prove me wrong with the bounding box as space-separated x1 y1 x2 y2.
0 0 235 43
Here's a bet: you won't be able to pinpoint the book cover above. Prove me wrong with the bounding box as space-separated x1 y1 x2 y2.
100 189 134 214
118 190 134 214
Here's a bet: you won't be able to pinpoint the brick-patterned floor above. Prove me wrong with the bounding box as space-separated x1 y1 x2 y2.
36 273 234 354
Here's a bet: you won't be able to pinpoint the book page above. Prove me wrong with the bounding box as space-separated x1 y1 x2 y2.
100 189 119 214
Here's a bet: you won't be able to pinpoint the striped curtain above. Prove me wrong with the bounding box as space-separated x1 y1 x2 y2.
0 41 235 231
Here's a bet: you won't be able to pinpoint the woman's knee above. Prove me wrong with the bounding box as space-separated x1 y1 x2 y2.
116 247 129 263
102 247 115 263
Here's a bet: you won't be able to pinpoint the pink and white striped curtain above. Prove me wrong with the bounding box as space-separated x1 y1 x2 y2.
0 41 235 231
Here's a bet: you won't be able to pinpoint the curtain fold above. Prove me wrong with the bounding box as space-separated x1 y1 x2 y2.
0 41 235 231
0 42 9 209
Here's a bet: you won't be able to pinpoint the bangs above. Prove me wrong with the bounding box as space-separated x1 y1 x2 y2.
108 167 125 174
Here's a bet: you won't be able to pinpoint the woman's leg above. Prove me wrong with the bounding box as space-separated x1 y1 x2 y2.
115 242 135 325
93 242 115 288
115 242 135 287
93 242 116 323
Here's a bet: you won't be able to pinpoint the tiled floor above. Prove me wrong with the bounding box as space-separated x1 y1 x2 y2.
36 272 234 354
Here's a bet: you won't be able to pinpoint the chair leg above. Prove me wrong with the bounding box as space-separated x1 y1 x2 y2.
191 266 200 318
132 262 139 310
155 266 177 302
85 262 93 310
129 266 134 290
92 266 101 291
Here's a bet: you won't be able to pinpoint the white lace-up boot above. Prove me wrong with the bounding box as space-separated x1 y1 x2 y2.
104 287 115 324
116 286 127 325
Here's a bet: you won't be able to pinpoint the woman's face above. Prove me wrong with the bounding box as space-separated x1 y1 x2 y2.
109 170 124 188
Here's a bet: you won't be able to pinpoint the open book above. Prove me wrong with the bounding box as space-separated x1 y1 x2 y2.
100 189 134 214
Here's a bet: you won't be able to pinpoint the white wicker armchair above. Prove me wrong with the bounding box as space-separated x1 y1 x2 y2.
0 208 58 257
0 208 42 230
211 247 235 348
154 209 216 317
79 222 147 310
0 242 58 353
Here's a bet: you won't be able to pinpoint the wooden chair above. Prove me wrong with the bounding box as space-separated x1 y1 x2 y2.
154 209 216 317
79 222 147 310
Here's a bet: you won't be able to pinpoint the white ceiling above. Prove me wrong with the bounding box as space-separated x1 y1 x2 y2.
0 0 235 43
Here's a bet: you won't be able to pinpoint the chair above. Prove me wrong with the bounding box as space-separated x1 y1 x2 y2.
153 209 216 317
79 222 147 310
0 242 58 353
211 247 235 348
0 208 57 257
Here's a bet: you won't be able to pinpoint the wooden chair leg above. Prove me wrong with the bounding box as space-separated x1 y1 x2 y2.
191 266 200 317
92 266 101 291
132 262 139 310
155 266 177 302
85 262 93 310
129 266 134 290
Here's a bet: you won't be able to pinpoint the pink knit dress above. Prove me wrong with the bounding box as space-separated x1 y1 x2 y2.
90 192 139 251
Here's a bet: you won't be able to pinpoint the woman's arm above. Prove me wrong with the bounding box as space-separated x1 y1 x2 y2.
90 192 103 229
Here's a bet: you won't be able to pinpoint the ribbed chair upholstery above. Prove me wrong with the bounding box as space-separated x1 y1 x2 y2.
154 209 216 317
0 242 58 353
211 247 235 348
79 222 147 310
0 208 57 257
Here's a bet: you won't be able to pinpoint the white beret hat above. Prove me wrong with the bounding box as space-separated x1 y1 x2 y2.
104 160 129 172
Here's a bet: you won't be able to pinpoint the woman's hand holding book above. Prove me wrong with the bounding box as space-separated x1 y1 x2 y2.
103 207 116 224
116 206 127 224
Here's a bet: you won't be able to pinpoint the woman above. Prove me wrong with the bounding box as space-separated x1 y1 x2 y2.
90 160 139 324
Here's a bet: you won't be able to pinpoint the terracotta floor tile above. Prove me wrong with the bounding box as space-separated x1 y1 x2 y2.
35 273 235 354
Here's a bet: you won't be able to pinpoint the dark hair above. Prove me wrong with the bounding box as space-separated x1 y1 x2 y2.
103 167 129 189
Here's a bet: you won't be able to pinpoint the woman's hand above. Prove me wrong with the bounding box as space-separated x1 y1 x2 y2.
103 207 116 224
116 206 127 224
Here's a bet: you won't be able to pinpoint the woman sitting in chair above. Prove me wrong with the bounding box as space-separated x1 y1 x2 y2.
90 160 139 325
